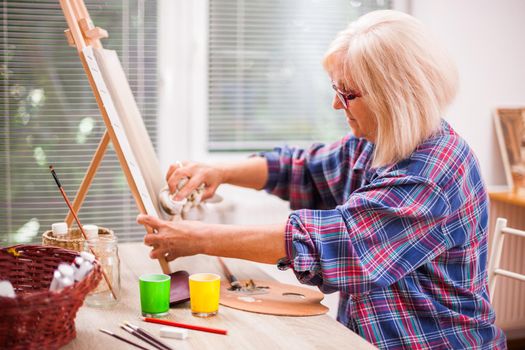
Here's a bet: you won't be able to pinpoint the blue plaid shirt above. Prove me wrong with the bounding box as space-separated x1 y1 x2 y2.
263 120 506 349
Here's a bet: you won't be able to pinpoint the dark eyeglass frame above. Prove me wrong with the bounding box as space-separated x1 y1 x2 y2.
331 81 361 109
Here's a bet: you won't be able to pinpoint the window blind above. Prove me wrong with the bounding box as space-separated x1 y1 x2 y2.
0 0 158 245
208 0 390 151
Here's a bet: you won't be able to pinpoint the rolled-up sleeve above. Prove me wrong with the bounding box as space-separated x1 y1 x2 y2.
282 175 453 295
260 135 372 210
261 150 281 194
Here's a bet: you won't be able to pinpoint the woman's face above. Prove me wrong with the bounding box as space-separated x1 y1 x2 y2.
331 74 377 142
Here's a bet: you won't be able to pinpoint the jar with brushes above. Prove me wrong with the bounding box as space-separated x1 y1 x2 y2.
84 234 121 307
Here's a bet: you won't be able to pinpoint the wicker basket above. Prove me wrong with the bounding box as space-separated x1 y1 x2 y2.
42 226 114 252
0 245 102 350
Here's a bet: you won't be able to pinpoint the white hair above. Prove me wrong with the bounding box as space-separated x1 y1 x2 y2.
323 10 458 167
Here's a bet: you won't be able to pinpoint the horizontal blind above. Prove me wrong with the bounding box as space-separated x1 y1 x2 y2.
208 0 390 151
0 0 158 245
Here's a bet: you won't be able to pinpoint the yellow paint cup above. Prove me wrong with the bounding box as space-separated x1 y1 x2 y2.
189 273 221 317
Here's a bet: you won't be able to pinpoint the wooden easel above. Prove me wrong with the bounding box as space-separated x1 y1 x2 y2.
59 0 170 274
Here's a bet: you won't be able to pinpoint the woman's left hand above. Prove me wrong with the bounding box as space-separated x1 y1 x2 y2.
137 214 209 261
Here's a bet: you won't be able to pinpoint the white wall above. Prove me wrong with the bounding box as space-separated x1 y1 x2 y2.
410 0 525 186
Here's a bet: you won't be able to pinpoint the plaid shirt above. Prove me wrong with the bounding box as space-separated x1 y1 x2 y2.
263 120 506 349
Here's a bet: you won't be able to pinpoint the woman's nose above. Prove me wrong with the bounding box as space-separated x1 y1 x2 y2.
333 94 344 110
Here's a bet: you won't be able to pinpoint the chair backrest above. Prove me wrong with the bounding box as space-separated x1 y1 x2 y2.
488 217 525 303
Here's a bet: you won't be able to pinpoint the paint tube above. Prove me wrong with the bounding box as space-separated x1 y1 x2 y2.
49 270 62 292
73 256 85 281
80 251 95 263
49 252 96 291
0 280 16 298
75 261 94 281
49 263 76 291
59 276 74 289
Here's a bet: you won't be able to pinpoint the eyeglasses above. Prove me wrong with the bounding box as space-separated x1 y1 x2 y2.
331 81 361 109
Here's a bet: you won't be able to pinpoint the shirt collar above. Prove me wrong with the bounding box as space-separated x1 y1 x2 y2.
353 139 375 171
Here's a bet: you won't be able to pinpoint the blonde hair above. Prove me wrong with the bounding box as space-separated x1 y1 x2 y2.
323 10 458 167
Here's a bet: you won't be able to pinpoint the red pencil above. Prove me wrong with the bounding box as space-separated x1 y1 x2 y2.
141 317 228 336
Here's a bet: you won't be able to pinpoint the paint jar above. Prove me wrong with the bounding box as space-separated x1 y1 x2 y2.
84 235 120 307
189 273 221 317
52 222 69 238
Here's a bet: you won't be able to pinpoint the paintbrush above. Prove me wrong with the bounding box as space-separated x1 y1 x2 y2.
124 321 173 350
217 257 242 291
49 165 117 300
120 324 169 350
99 329 150 350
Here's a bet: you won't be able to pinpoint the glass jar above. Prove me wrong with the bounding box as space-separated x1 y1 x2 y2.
84 235 121 307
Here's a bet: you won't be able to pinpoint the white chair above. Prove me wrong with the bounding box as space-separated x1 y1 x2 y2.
488 217 525 302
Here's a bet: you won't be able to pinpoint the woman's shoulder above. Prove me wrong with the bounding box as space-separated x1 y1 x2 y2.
419 119 473 162
404 119 481 186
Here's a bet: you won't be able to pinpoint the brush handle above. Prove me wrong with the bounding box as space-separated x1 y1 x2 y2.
217 257 240 288
100 330 150 350
122 326 167 350
136 327 174 350
51 167 117 300
111 333 149 350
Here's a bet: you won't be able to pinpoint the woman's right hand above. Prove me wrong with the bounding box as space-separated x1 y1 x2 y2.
166 161 224 201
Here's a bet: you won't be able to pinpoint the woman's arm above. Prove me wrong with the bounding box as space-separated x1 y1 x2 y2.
137 214 286 264
219 156 269 190
167 134 369 209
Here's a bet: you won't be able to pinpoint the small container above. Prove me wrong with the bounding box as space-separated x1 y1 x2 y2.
83 224 99 240
84 236 120 307
52 222 68 238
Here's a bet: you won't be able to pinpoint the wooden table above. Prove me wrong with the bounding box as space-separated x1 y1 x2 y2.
64 243 376 350
489 190 525 207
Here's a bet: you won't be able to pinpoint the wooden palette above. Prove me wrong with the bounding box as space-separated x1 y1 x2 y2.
219 279 328 316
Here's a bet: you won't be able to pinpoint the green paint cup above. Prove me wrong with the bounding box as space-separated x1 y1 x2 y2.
139 273 171 317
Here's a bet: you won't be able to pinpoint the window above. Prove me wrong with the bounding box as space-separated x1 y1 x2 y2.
207 0 391 152
0 0 158 244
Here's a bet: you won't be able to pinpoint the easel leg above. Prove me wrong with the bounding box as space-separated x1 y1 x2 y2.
65 131 110 226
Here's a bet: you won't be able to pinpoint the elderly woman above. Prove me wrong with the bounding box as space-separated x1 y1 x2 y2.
138 10 506 349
